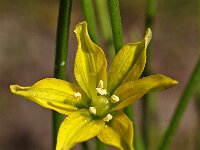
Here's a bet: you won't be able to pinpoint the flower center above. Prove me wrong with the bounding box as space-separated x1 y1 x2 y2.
88 80 120 121
91 95 111 117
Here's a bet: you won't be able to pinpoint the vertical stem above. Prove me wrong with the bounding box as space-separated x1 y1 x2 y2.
195 94 200 150
158 58 200 150
80 0 99 44
145 0 156 29
53 0 72 148
144 0 156 73
141 95 150 149
108 0 138 149
95 0 115 62
96 138 106 150
142 94 157 150
107 0 124 53
124 106 142 150
194 0 200 149
81 142 89 150
142 0 156 149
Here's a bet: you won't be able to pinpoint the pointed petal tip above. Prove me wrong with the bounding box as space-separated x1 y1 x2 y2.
145 28 152 45
170 79 178 87
172 80 178 85
10 84 30 96
74 21 87 34
156 74 179 88
10 84 19 94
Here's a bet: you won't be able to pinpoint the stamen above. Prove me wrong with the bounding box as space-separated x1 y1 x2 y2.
97 80 104 89
96 88 107 95
73 92 81 99
89 107 96 114
111 95 120 103
103 114 113 122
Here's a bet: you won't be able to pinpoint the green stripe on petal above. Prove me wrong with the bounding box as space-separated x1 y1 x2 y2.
97 112 134 150
10 78 89 115
74 21 107 99
108 29 152 94
112 74 178 110
56 109 105 150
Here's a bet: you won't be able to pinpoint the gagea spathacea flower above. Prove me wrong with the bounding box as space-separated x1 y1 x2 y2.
10 21 178 150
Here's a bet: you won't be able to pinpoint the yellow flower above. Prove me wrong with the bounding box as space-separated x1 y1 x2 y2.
10 21 178 150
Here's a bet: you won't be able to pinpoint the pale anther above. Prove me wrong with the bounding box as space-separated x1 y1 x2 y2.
111 95 120 103
103 114 113 122
89 107 96 115
97 80 104 89
96 88 107 95
73 92 81 99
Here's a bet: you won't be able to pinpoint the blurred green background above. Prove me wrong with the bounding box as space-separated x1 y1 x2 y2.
0 0 199 149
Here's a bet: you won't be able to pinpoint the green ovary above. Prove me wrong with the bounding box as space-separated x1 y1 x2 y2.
91 95 111 117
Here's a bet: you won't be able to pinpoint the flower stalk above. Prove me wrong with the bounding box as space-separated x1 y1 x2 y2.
195 93 200 150
107 0 124 53
95 0 115 62
142 0 157 149
195 0 200 148
80 0 99 44
53 0 72 148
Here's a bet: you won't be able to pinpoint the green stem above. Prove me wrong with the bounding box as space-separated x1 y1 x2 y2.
53 0 72 148
195 0 200 148
96 138 106 150
145 0 156 29
195 93 200 150
95 0 115 62
108 0 138 149
124 106 141 150
142 0 156 149
80 0 99 44
81 142 89 150
158 58 200 150
145 0 156 73
142 94 157 150
107 0 124 53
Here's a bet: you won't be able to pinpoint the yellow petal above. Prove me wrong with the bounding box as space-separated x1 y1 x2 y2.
97 112 134 150
56 109 105 150
108 29 152 94
74 21 107 99
10 78 90 115
112 74 178 110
